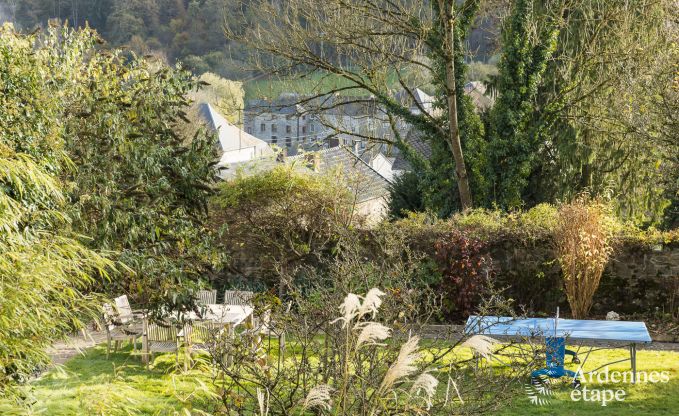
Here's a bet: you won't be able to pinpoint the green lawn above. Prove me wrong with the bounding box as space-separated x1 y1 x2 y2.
26 345 216 415
14 344 679 415
497 347 679 415
244 72 361 101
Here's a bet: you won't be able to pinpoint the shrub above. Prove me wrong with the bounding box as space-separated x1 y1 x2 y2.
388 171 426 219
211 165 357 291
554 196 613 319
204 285 530 415
434 230 494 320
0 25 112 401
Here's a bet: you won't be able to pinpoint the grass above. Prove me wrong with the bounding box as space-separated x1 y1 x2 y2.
242 70 435 101
243 72 361 101
25 345 216 415
497 347 679 415
11 343 679 415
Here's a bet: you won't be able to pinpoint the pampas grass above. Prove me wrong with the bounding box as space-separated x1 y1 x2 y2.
257 388 269 416
358 288 386 318
355 322 392 347
380 336 421 393
332 293 362 327
461 335 498 358
410 373 439 409
301 384 333 412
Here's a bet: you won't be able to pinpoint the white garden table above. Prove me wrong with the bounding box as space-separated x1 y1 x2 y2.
183 304 254 326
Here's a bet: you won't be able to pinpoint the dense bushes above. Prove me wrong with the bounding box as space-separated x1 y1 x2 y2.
31 26 220 314
434 231 493 320
211 165 357 292
220 175 679 320
1 24 222 399
383 206 679 320
0 26 112 401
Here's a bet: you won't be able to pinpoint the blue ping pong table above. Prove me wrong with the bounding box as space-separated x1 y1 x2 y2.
465 315 652 383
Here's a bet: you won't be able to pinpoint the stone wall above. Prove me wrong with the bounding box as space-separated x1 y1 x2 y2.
490 241 679 317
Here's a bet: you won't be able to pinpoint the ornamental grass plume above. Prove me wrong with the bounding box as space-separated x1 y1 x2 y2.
461 335 498 359
332 293 362 327
301 384 333 412
257 388 269 416
355 322 392 348
380 336 421 393
410 373 439 409
358 288 386 318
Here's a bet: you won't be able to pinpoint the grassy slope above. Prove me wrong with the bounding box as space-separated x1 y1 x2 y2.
21 344 679 415
29 345 215 415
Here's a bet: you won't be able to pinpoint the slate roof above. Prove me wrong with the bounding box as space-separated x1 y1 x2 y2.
287 146 392 203
392 127 432 171
245 93 304 115
394 88 435 115
198 103 274 155
464 81 494 111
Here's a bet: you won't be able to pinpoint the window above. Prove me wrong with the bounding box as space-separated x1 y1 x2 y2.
260 123 266 132
271 124 277 133
302 126 307 134
310 124 315 133
271 136 278 144
286 125 292 134
285 137 292 146
246 128 252 134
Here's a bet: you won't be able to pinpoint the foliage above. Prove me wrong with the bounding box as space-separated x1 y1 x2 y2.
0 0 251 78
526 0 678 224
211 165 357 291
207 282 528 415
0 24 111 401
384 205 678 317
28 26 221 314
192 72 244 124
484 0 558 209
434 230 494 320
554 195 613 319
388 171 426 219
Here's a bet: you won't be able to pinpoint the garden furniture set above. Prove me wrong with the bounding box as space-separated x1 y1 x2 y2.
102 291 259 368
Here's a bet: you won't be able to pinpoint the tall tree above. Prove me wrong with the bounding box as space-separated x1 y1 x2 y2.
224 0 482 210
0 25 111 401
485 0 557 209
526 0 678 223
39 25 221 313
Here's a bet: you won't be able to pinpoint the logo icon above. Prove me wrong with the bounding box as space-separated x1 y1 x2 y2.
525 376 553 406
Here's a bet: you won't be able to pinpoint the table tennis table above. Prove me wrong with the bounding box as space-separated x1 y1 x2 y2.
465 315 652 383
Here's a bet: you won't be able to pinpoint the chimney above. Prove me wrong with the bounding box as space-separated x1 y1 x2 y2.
304 152 321 172
276 147 287 162
313 152 321 172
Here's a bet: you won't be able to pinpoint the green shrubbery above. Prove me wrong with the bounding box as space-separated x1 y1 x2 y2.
0 25 113 401
381 205 678 319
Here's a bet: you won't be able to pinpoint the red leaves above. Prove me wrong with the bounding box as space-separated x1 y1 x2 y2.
434 230 493 321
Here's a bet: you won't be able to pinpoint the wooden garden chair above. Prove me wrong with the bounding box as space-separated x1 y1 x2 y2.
102 303 142 359
144 321 181 369
183 321 233 368
223 290 254 306
114 295 143 325
197 289 217 305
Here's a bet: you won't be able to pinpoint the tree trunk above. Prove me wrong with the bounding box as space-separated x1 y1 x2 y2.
441 1 473 210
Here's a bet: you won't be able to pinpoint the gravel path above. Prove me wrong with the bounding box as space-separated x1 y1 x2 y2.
46 330 107 366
